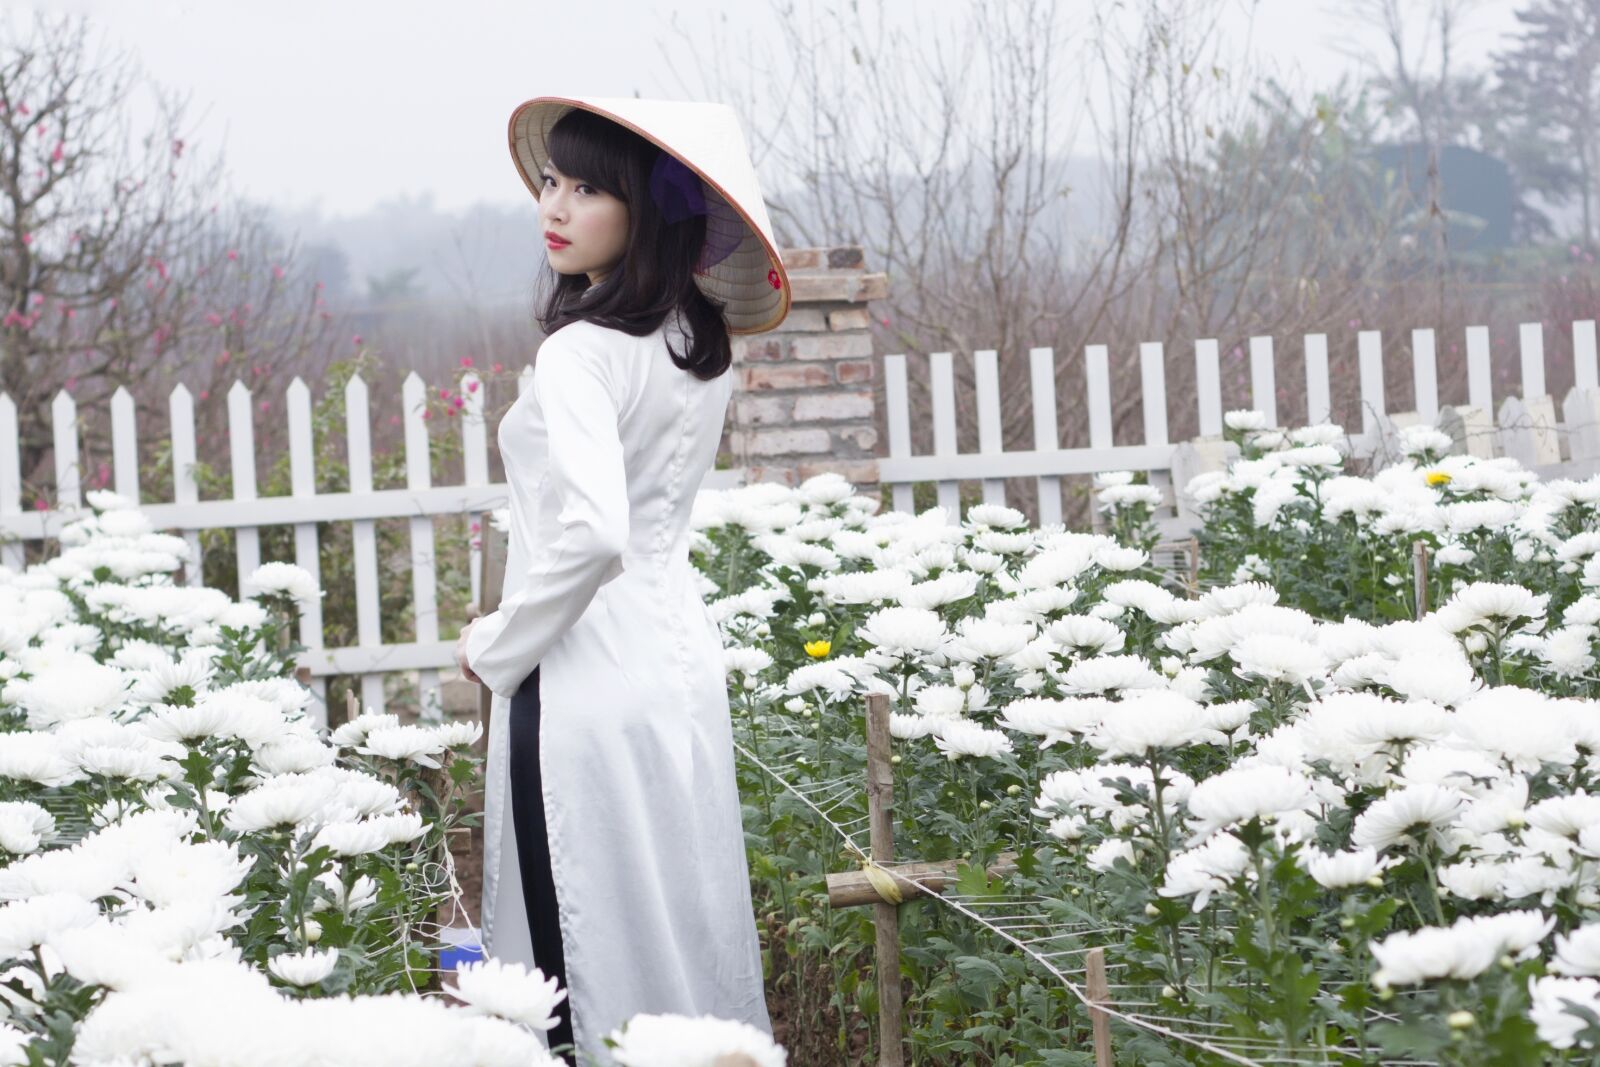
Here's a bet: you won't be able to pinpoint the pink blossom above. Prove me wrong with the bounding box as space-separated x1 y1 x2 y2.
466 380 479 393
226 249 239 261
259 400 270 412
33 498 48 511
30 293 43 306
460 356 474 368
451 395 465 410
206 312 222 326
421 409 432 420
65 376 77 390
352 334 363 346
272 265 285 279
492 362 504 373
20 232 32 246
200 390 210 400
470 522 481 534
50 141 63 164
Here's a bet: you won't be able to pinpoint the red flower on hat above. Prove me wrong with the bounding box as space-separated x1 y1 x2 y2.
767 269 781 290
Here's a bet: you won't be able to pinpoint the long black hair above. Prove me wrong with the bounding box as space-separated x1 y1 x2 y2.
534 108 732 382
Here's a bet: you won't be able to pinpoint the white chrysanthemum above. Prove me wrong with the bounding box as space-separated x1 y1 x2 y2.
932 719 1014 760
1349 784 1465 850
1451 688 1579 771
242 561 323 605
995 697 1099 741
0 801 55 854
129 840 253 907
1530 975 1600 1050
223 774 342 833
1099 483 1164 510
1230 633 1328 684
1063 655 1167 695
950 616 1033 660
763 537 839 573
889 713 939 740
142 693 285 746
857 606 947 657
965 502 1027 529
358 725 449 769
1525 793 1600 840
911 684 966 719
435 719 484 749
810 569 914 607
452 958 568 1031
783 662 856 699
1552 925 1600 977
1433 581 1548 634
1301 847 1393 889
253 736 337 776
1188 604 1319 662
1185 765 1317 838
1087 838 1136 872
607 1011 787 1067
1158 833 1250 911
267 946 340 987
313 821 395 857
1224 410 1268 431
3 657 131 728
724 647 774 677
1046 615 1126 655
329 711 402 748
1090 691 1213 758
1016 544 1099 589
0 892 102 957
897 570 980 610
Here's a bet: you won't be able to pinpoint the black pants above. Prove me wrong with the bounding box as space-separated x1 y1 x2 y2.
509 665 576 1064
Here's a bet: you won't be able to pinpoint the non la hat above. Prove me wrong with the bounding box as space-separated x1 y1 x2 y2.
507 95 791 335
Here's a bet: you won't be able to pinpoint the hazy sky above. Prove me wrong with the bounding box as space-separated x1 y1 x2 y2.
14 0 1526 220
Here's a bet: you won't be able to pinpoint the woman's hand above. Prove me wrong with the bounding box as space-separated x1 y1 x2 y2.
455 617 484 686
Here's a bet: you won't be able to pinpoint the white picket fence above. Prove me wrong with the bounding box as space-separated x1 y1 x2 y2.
0 367 745 727
881 321 1600 534
9 319 1600 727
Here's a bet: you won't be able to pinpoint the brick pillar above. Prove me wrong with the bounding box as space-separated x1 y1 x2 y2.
727 245 888 489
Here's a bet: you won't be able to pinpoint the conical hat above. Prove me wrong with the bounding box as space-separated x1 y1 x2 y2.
508 95 790 335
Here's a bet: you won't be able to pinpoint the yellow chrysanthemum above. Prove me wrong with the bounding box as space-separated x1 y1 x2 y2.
1424 471 1452 487
803 639 831 659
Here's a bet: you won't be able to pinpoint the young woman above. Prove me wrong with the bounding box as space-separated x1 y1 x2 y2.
453 97 790 1065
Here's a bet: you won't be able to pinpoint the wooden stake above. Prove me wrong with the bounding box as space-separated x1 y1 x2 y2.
1085 946 1113 1067
826 852 1021 907
1412 539 1429 620
864 691 904 1067
476 509 503 750
1187 536 1200 596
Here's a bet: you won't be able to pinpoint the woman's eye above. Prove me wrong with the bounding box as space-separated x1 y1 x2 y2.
540 175 593 195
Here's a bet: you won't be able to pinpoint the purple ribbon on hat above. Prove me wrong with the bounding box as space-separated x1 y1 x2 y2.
649 151 706 223
649 150 743 273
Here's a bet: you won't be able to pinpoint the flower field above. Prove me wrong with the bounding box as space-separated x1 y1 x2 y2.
691 414 1600 1065
0 494 786 1066
8 408 1600 1066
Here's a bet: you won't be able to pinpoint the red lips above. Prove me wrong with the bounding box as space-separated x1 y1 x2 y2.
544 230 570 248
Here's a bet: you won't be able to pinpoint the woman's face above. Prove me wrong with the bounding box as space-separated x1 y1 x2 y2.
537 161 628 287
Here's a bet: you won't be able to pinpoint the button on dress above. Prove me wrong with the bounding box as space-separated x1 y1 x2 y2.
465 315 770 1062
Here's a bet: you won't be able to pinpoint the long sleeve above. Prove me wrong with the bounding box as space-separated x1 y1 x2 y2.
466 330 630 698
